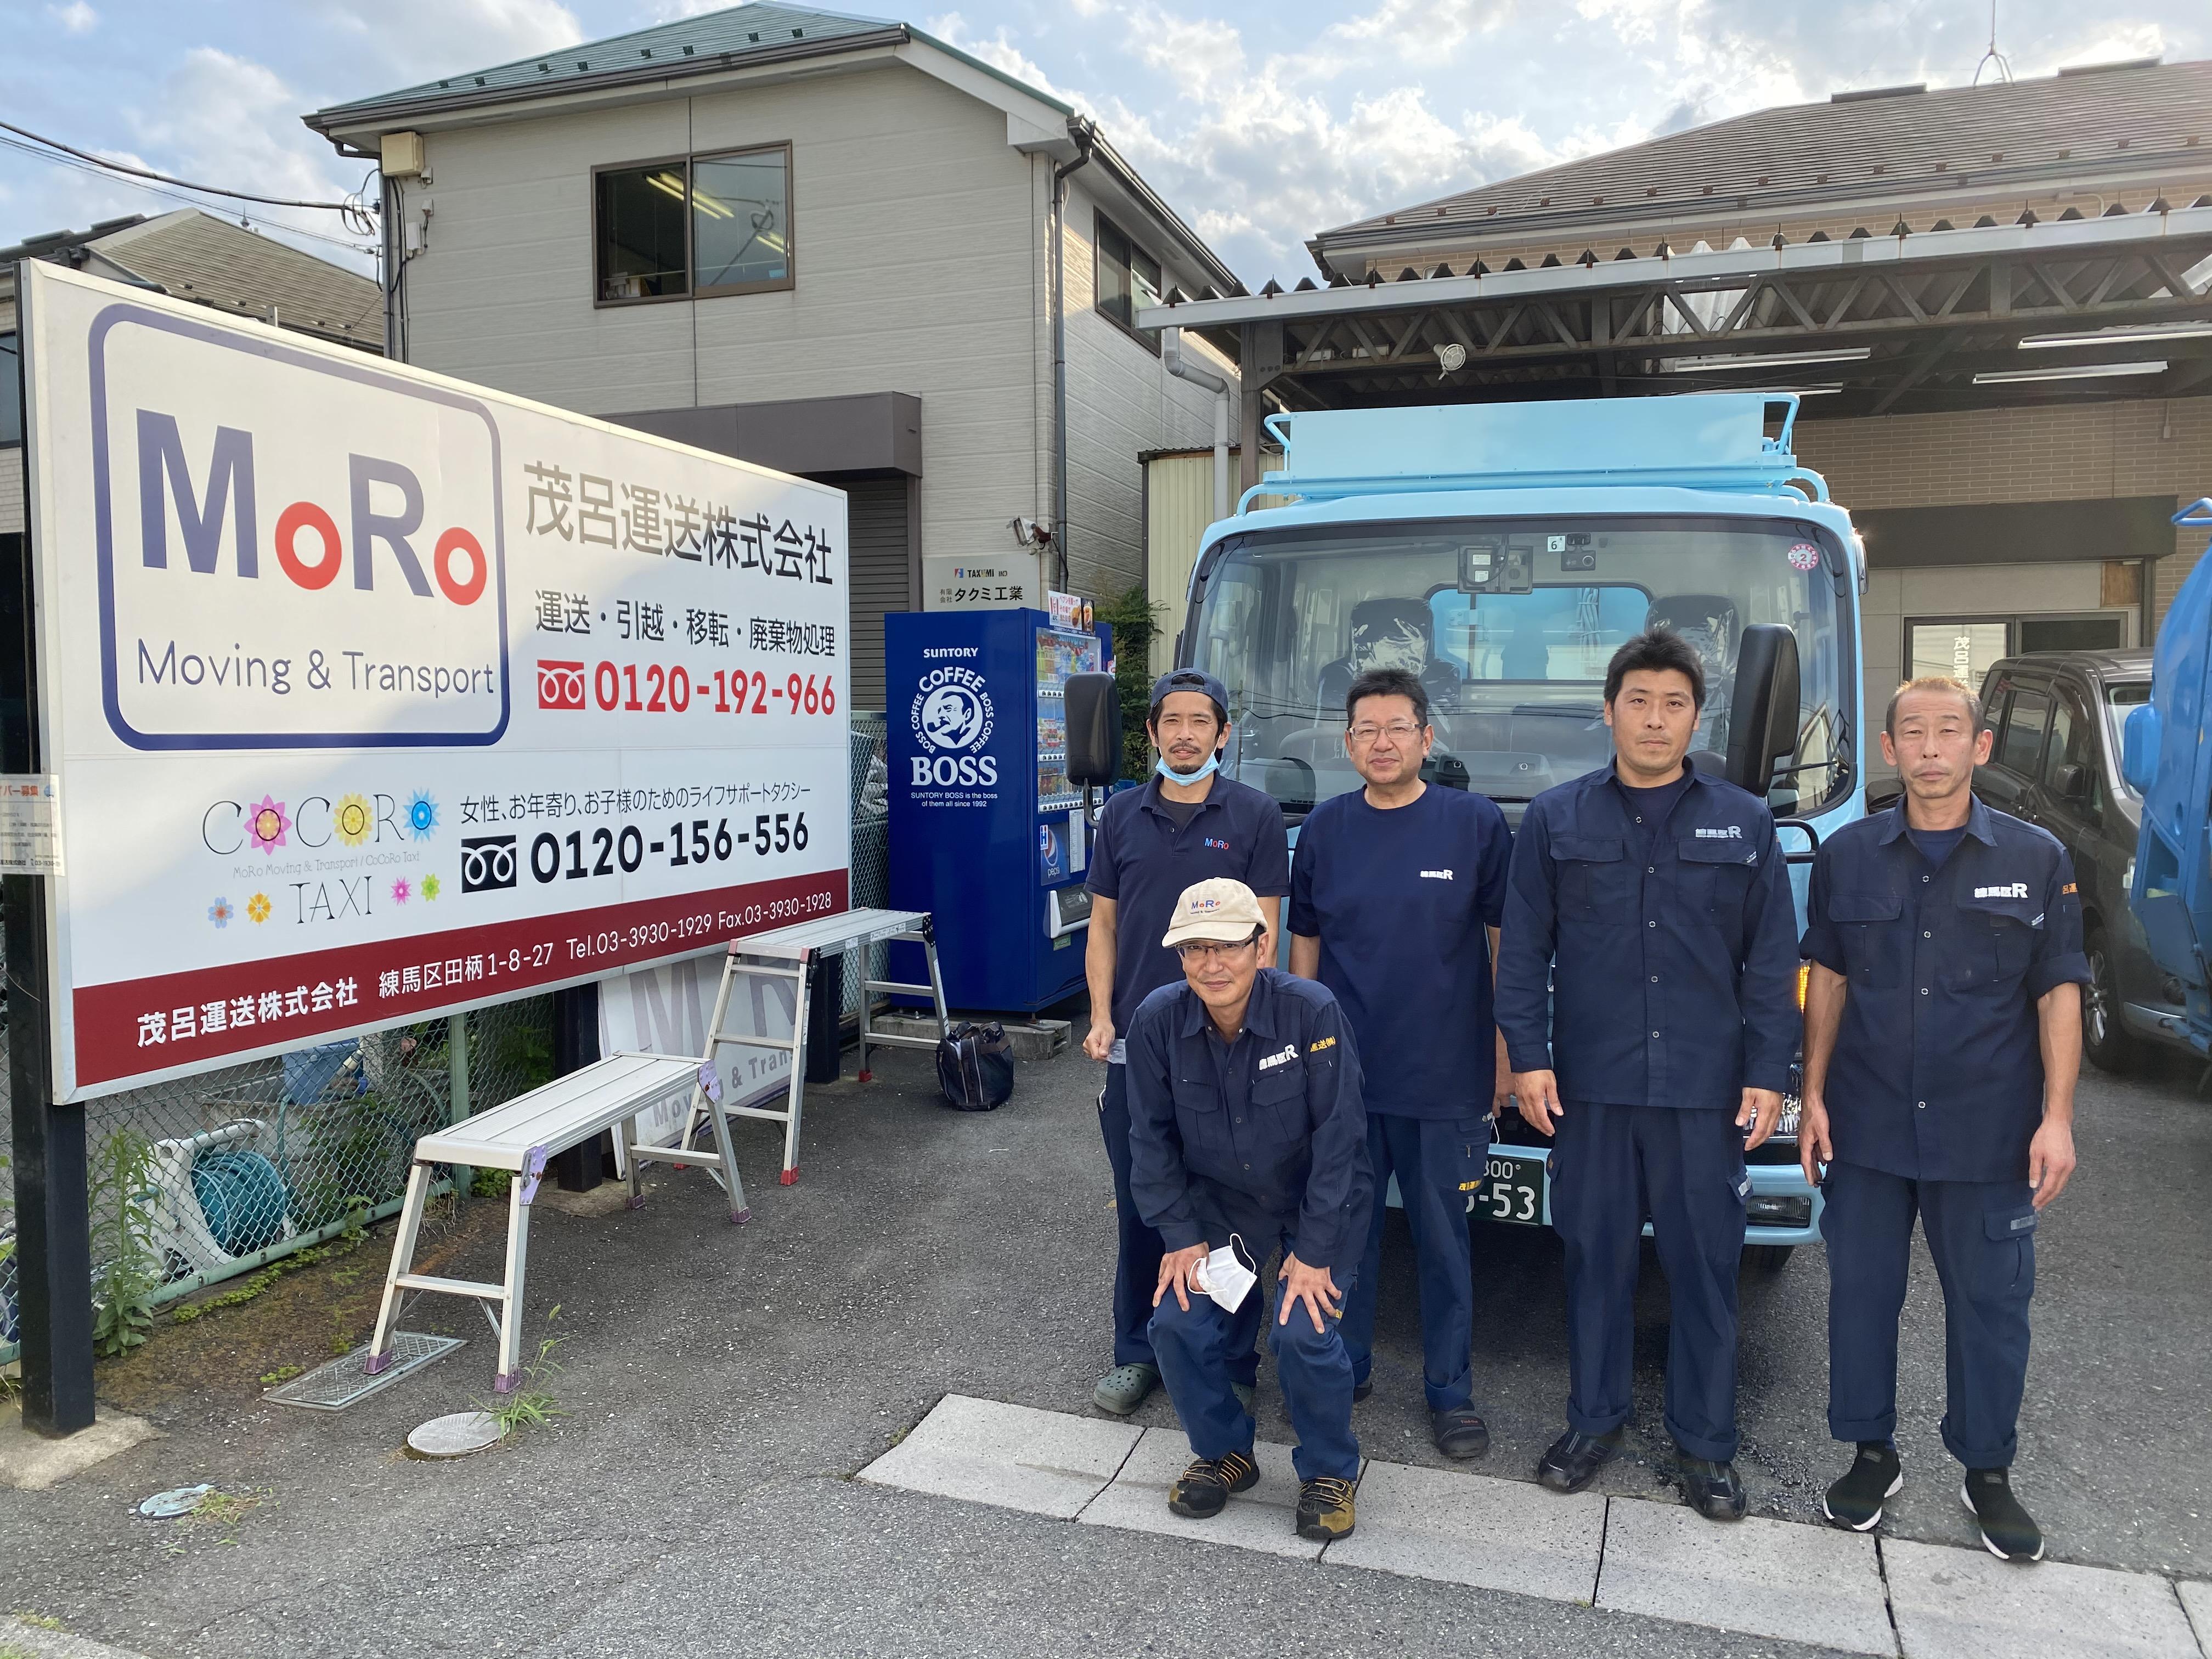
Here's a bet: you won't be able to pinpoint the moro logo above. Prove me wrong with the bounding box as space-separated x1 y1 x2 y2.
537 660 586 710
460 835 519 893
908 665 998 789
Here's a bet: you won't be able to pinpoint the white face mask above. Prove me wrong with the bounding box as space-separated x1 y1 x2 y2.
1190 1234 1256 1313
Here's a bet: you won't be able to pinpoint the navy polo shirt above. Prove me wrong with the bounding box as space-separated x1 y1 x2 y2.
1801 799 2089 1184
1087 774 1291 1036
1125 968 1373 1274
1496 763 1801 1110
1288 784 1513 1118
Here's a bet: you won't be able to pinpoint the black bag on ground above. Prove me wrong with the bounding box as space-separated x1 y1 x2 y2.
935 1022 1014 1111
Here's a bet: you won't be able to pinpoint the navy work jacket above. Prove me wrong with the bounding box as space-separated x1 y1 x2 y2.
1800 799 2088 1183
1125 968 1373 1274
1087 774 1291 1037
1497 762 1801 1109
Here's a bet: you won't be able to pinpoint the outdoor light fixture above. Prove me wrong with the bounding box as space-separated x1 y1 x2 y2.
1972 360 2169 384
1664 347 1871 372
1008 516 1053 549
2016 323 2212 349
1434 341 1468 375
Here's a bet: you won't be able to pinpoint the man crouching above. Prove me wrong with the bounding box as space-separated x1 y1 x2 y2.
1126 877 1373 1541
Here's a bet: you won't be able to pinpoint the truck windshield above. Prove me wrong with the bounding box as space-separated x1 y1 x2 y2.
1189 515 1849 815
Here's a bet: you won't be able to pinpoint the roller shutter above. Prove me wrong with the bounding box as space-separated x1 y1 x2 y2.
842 477 911 712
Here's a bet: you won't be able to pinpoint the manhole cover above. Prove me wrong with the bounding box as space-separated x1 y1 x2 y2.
138 1483 215 1519
406 1411 506 1459
265 1332 466 1412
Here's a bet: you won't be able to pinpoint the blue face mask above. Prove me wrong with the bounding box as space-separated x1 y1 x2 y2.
1156 751 1222 784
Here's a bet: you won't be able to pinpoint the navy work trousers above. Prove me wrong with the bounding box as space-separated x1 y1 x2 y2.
1821 1159 2036 1469
1099 1064 1259 1383
1343 1112 1487 1413
1151 1259 1361 1482
1550 1101 1746 1463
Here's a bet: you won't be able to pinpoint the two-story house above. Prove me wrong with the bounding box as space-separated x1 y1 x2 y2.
306 1 1243 707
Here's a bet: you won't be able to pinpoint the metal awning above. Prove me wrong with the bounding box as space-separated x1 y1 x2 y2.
1139 206 2212 444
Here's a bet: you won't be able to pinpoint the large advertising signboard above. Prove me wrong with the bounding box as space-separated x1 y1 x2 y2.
18 262 850 1099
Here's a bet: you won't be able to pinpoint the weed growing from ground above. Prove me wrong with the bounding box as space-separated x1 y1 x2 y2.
476 1306 566 1434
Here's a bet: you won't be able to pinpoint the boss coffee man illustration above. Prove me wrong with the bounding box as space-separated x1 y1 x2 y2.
1798 676 2087 1562
1497 629 1799 1521
1127 878 1372 1542
1084 670 1291 1417
1288 667 1514 1458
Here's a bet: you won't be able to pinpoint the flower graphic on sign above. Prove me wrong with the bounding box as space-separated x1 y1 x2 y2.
207 898 234 929
247 796 289 853
422 874 442 902
247 893 272 924
334 793 373 848
407 791 440 840
392 878 411 905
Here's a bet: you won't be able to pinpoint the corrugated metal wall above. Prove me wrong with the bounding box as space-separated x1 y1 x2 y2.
1143 449 1283 680
845 476 912 712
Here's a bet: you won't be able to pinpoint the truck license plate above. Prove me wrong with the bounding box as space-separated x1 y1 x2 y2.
1478 1155 1544 1226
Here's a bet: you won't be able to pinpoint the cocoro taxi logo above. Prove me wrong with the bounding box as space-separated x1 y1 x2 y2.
91 303 508 749
907 665 998 788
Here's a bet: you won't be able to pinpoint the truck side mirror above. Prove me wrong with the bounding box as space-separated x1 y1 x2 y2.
1064 673 1121 788
2051 762 2089 802
1725 623 1801 797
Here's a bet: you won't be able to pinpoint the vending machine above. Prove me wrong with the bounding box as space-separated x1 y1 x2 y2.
886 608 1107 1013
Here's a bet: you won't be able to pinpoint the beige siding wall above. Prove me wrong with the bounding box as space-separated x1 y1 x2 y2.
0 450 21 537
404 61 1045 608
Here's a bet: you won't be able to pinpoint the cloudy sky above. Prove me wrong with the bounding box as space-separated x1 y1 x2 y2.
3 0 2205 286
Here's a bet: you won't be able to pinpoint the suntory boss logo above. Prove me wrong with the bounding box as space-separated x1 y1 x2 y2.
89 303 509 750
907 665 998 788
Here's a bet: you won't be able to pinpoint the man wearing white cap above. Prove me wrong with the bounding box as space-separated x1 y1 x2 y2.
1126 877 1373 1543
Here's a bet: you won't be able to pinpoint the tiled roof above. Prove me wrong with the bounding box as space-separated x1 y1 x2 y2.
310 3 966 131
1314 58 2212 263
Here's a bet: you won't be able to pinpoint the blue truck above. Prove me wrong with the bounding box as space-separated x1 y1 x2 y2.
1160 391 1867 1258
2120 498 2212 1064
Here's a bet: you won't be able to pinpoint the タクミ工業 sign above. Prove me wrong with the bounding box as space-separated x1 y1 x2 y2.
18 261 850 1099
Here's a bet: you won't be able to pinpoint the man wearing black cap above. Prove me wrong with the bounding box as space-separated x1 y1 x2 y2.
1084 669 1291 1416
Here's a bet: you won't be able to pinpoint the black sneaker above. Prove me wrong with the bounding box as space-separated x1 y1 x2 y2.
1962 1467 2044 1562
1352 1378 1373 1403
1166 1449 1259 1520
1295 1475 1357 1542
1536 1427 1620 1493
1677 1452 1747 1521
1823 1442 1903 1532
1431 1407 1490 1460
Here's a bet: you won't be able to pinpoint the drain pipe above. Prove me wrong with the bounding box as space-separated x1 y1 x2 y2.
1051 122 1096 589
1161 326 1231 523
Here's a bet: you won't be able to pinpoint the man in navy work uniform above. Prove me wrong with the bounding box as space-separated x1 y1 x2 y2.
1084 669 1291 1417
1799 676 2086 1562
1128 878 1373 1542
1497 629 1799 1521
1289 666 1514 1459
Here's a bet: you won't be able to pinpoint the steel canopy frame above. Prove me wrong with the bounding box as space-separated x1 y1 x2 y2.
1142 206 2212 441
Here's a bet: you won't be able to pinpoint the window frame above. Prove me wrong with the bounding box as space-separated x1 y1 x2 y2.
591 142 797 310
1092 210 1162 354
1991 678 2053 781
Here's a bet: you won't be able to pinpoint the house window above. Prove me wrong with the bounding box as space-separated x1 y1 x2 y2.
595 144 794 305
1094 213 1161 347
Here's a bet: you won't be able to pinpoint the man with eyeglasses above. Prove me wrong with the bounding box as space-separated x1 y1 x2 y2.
1288 666 1514 1460
1128 878 1372 1542
1084 670 1290 1417
1496 629 1799 1522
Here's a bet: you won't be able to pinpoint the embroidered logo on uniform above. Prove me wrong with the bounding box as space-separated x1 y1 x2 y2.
1420 868 1455 880
1204 837 1229 851
1974 883 2030 899
2062 882 2077 895
1307 1035 1336 1054
1695 826 1743 840
2009 1214 2035 1232
1257 1044 1299 1072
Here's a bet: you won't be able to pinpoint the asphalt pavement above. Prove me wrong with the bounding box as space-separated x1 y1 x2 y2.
1 1017 2205 1657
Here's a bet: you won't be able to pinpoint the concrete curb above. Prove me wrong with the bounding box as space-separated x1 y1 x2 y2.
1 1617 156 1659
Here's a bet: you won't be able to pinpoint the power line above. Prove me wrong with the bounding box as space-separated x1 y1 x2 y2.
0 135 379 258
0 118 377 218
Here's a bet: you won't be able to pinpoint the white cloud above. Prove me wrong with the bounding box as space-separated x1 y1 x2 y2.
925 12 1069 98
307 0 583 84
47 1 97 33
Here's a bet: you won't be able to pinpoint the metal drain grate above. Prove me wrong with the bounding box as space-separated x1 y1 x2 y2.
264 1333 466 1412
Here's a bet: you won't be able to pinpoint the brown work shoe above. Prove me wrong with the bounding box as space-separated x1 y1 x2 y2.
1167 1449 1260 1519
1295 1475 1357 1541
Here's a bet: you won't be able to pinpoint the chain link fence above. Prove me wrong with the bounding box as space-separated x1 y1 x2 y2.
1 728 893 1368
